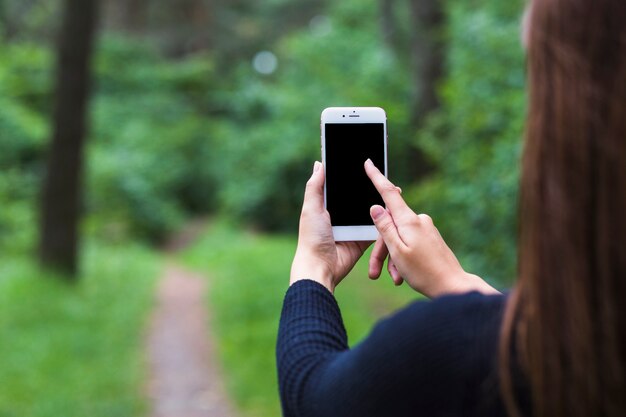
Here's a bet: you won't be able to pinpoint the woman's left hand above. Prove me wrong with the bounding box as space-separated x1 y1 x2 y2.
290 161 372 293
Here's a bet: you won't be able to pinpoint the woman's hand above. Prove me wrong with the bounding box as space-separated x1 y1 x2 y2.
290 161 371 293
364 159 499 298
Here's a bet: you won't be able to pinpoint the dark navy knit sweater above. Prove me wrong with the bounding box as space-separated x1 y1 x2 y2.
277 279 527 417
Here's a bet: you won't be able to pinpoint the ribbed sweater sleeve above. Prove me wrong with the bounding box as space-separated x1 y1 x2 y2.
276 280 349 417
277 279 512 417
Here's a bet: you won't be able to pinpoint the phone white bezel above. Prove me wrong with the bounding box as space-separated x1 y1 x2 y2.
321 107 388 242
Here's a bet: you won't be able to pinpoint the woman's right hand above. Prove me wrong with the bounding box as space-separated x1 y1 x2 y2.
364 159 499 298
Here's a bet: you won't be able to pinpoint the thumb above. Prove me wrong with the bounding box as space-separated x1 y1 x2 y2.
370 205 405 253
303 161 325 211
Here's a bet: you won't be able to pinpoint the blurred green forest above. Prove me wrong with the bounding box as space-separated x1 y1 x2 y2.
1 0 524 282
1 0 526 415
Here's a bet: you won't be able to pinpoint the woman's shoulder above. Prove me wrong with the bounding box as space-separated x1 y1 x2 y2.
387 290 507 335
424 290 507 313
358 290 507 358
340 291 509 415
359 291 508 381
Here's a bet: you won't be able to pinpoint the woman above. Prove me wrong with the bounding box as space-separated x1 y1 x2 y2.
277 0 626 416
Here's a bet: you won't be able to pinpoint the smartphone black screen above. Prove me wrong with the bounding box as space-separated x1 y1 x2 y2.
325 123 386 226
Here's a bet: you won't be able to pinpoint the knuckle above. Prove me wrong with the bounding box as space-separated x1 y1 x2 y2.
399 212 420 227
408 213 421 225
380 182 398 194
398 244 411 257
378 218 396 235
300 205 314 219
417 213 433 225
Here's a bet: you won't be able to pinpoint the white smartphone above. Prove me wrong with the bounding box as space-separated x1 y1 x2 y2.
321 107 388 241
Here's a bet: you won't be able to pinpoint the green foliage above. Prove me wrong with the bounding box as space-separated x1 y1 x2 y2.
88 37 219 242
408 0 526 284
181 220 417 417
0 43 52 254
0 169 37 254
0 0 527 280
0 36 223 246
0 242 160 417
0 0 528 248
0 42 51 168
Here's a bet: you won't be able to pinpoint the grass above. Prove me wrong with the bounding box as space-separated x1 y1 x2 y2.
0 242 160 417
180 219 420 417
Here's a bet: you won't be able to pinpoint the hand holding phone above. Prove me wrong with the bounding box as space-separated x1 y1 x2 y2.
290 161 371 293
289 107 388 292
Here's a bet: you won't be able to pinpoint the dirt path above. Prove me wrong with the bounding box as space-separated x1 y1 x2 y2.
146 263 237 417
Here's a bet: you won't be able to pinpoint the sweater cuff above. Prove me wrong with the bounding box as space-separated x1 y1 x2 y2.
280 279 348 348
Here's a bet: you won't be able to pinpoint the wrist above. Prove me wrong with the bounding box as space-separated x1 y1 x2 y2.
445 271 500 296
290 255 334 293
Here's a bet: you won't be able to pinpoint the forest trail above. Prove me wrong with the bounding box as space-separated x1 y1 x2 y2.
146 222 237 417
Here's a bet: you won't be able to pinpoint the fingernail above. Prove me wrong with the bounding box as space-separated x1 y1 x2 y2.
365 158 373 167
313 161 321 173
370 205 385 220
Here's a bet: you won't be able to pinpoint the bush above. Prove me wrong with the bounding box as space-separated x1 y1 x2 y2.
0 43 52 254
87 37 220 242
0 37 221 246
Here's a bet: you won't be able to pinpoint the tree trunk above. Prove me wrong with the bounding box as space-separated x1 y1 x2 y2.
408 0 445 127
123 0 147 32
380 0 398 54
39 0 99 278
186 0 212 52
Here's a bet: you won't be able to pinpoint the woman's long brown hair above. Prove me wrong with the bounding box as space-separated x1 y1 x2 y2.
500 0 626 416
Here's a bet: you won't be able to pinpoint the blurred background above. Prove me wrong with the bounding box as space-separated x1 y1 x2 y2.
0 0 525 415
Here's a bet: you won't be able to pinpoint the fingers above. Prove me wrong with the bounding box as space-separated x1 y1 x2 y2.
370 205 407 251
336 240 371 271
369 237 404 286
303 161 325 212
364 159 412 217
368 236 388 280
337 240 371 258
388 257 403 286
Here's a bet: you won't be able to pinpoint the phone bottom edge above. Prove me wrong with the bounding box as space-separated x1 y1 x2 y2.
332 226 379 242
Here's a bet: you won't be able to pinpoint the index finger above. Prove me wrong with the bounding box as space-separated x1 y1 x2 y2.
364 159 412 216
